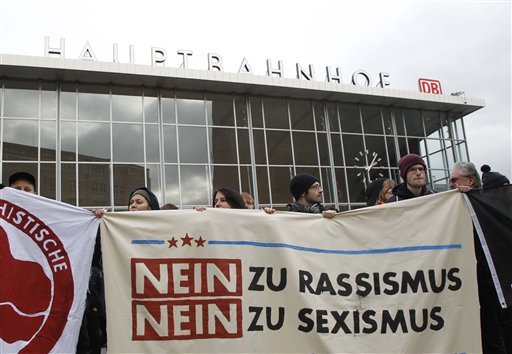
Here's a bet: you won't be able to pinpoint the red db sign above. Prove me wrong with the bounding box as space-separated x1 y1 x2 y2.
418 78 442 94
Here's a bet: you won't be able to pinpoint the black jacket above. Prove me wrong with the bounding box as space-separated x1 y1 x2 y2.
387 183 434 202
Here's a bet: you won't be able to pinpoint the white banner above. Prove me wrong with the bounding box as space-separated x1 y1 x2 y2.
0 188 99 353
101 190 482 353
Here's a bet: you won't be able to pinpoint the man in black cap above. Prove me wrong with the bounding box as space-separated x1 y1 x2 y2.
8 172 36 194
388 153 434 202
287 173 336 218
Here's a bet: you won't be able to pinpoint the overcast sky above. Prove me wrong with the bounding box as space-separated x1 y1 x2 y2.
1 0 510 177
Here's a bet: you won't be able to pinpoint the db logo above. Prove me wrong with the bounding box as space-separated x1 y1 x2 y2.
0 200 74 353
418 78 442 94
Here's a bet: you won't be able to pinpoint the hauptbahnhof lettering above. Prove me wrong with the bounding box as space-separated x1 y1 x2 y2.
0 38 484 210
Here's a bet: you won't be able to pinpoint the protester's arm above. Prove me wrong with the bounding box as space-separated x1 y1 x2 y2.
322 210 336 219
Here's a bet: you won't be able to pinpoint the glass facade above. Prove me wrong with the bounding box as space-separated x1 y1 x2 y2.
0 78 470 210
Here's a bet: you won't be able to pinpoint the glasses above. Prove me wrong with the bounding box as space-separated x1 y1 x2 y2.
310 183 322 190
408 167 425 173
450 176 467 184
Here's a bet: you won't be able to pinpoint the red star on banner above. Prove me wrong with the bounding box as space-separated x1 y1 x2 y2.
167 237 178 248
181 233 193 247
195 236 206 247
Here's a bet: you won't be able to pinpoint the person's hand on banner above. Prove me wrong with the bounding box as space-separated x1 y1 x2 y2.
456 185 472 193
262 207 276 214
322 210 337 218
92 209 106 217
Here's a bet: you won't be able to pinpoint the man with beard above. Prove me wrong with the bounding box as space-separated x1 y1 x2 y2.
387 153 434 202
287 173 336 218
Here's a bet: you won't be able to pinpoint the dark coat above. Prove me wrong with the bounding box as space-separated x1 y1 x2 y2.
387 183 434 202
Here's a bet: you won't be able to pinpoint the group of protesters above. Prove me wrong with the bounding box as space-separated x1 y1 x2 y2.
2 152 511 353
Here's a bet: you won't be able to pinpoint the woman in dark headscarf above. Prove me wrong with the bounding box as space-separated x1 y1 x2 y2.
366 178 395 206
128 187 160 211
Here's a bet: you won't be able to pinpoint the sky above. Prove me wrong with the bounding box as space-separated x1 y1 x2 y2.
1 0 511 177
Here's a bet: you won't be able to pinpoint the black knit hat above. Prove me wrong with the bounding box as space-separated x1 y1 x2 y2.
8 172 36 189
480 165 510 189
290 173 319 200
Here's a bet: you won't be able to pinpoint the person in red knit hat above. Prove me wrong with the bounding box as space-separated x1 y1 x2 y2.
388 153 434 202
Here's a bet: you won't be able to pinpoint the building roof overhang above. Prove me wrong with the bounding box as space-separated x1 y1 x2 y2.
0 54 485 116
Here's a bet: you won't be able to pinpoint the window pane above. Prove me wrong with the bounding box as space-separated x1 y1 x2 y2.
342 134 365 168
163 126 177 163
4 80 39 118
269 167 293 204
386 137 398 169
61 122 76 161
239 165 254 202
79 164 110 206
112 87 142 122
206 93 234 127
176 91 204 125
250 97 263 128
256 166 270 204
237 129 251 164
212 166 239 191
331 134 344 166
320 167 335 204
144 90 158 123
253 130 267 164
263 97 288 129
40 163 56 199
364 135 388 169
234 95 248 127
293 132 318 165
78 122 111 161
393 109 405 136
382 107 394 136
78 87 109 121
61 163 76 204
162 93 176 124
340 103 361 133
146 164 161 202
403 109 424 137
41 121 56 161
314 101 327 132
423 111 442 138
335 168 348 204
180 165 209 205
165 165 180 206
210 128 237 164
61 84 76 120
113 164 146 207
289 99 314 130
318 133 330 166
398 137 409 158
41 83 57 118
408 137 424 157
361 105 383 134
345 168 367 203
146 125 160 163
3 120 38 160
267 130 292 165
178 126 208 163
112 123 144 162
428 150 447 170
327 103 339 132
